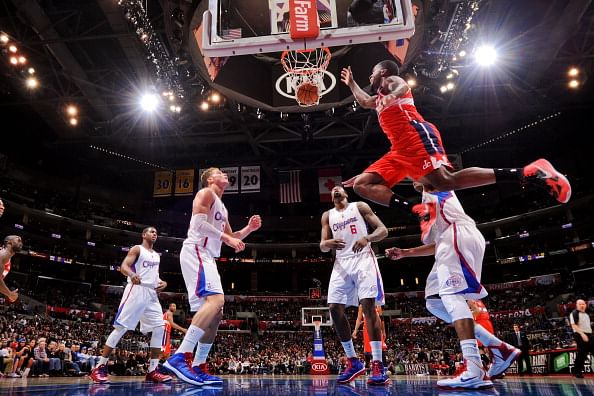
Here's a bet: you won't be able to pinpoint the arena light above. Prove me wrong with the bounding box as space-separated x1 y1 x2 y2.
9 56 18 65
200 101 209 111
210 92 221 103
568 67 579 77
475 45 497 66
0 34 8 43
8 44 17 53
139 93 159 112
27 67 35 74
18 56 26 64
568 79 579 89
446 82 455 91
440 85 448 93
25 77 38 89
69 117 78 126
66 105 78 116
407 78 417 87
458 50 467 57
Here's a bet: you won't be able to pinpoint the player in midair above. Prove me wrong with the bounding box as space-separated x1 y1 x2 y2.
0 235 23 303
321 186 389 385
90 227 171 383
340 61 571 208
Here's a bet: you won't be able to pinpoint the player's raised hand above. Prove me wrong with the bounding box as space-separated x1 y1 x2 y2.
340 66 354 87
7 288 18 303
222 234 245 253
385 247 405 260
342 174 360 188
248 215 262 231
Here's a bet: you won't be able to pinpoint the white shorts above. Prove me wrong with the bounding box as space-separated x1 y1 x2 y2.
425 223 488 300
113 283 164 333
327 249 385 307
180 242 224 312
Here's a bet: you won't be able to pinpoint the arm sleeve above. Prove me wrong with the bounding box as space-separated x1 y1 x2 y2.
189 213 223 240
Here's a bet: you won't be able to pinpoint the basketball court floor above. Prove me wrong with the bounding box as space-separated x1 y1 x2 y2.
0 375 593 395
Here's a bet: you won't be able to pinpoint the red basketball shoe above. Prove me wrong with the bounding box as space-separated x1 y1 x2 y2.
523 159 571 203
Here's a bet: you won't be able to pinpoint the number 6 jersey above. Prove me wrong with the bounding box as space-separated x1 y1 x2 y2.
329 202 369 258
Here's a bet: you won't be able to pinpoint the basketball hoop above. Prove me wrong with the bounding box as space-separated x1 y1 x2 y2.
313 320 322 332
280 47 331 107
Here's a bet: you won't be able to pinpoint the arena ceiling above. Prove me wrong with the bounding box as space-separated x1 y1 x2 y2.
1 0 593 179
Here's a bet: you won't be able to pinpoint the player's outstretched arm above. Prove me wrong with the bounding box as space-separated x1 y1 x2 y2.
0 277 17 302
341 66 377 109
119 245 141 284
229 215 262 240
385 243 436 260
319 211 345 252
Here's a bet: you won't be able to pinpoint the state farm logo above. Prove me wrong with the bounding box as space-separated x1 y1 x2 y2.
312 362 328 371
275 72 337 101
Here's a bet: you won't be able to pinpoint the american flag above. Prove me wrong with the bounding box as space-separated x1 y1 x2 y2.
279 170 301 204
222 28 242 40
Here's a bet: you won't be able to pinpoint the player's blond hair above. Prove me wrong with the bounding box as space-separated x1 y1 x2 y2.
201 167 219 187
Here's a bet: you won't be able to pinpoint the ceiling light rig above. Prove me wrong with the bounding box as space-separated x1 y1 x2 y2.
117 1 185 103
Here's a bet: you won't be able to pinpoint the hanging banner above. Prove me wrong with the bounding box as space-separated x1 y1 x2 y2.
240 166 261 193
175 169 195 196
221 167 239 194
153 171 173 197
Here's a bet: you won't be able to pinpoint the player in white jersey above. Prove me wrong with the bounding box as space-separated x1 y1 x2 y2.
386 183 520 389
165 167 261 386
321 186 389 385
90 227 172 384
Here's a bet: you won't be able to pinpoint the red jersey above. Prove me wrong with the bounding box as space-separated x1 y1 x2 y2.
375 88 437 154
1 258 10 280
162 311 172 355
472 300 490 323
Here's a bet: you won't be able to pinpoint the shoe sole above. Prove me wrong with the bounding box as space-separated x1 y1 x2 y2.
163 361 203 386
336 367 366 384
437 381 493 390
367 378 391 386
488 349 521 379
146 377 173 383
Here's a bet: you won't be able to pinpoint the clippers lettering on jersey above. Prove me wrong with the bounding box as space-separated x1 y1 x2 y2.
142 260 160 268
214 211 225 221
332 217 358 232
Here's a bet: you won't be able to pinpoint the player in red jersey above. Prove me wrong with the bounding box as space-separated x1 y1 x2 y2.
162 303 187 358
0 236 23 303
352 304 387 370
468 300 495 340
340 61 571 206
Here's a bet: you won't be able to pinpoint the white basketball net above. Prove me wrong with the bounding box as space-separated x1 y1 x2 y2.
281 47 331 107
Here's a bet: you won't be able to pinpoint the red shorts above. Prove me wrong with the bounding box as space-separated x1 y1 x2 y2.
366 121 450 187
475 319 495 347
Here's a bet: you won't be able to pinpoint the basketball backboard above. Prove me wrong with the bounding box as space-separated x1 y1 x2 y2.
302 307 333 327
201 0 415 57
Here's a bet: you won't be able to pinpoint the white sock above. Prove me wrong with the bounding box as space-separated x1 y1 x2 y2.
370 341 383 362
177 325 205 354
148 358 159 372
341 340 357 358
474 324 503 347
460 339 482 375
98 356 109 366
193 343 213 367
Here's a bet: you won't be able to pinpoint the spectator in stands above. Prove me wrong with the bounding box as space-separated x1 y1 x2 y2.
0 339 14 376
33 337 50 377
570 299 594 378
46 341 62 376
507 324 532 375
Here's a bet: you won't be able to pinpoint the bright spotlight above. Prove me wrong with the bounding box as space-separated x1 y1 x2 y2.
175 106 181 113
66 105 78 116
446 82 455 90
568 67 579 77
440 85 448 93
200 101 209 111
475 45 497 66
8 45 17 53
170 105 176 112
18 56 26 64
69 117 78 126
210 92 221 103
9 56 18 65
568 80 579 89
0 34 8 43
140 93 159 112
458 50 467 57
25 77 38 89
407 78 417 87
28 67 35 74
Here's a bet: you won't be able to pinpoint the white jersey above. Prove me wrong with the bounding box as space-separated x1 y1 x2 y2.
328 202 369 259
421 191 475 244
186 189 228 257
129 245 160 288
